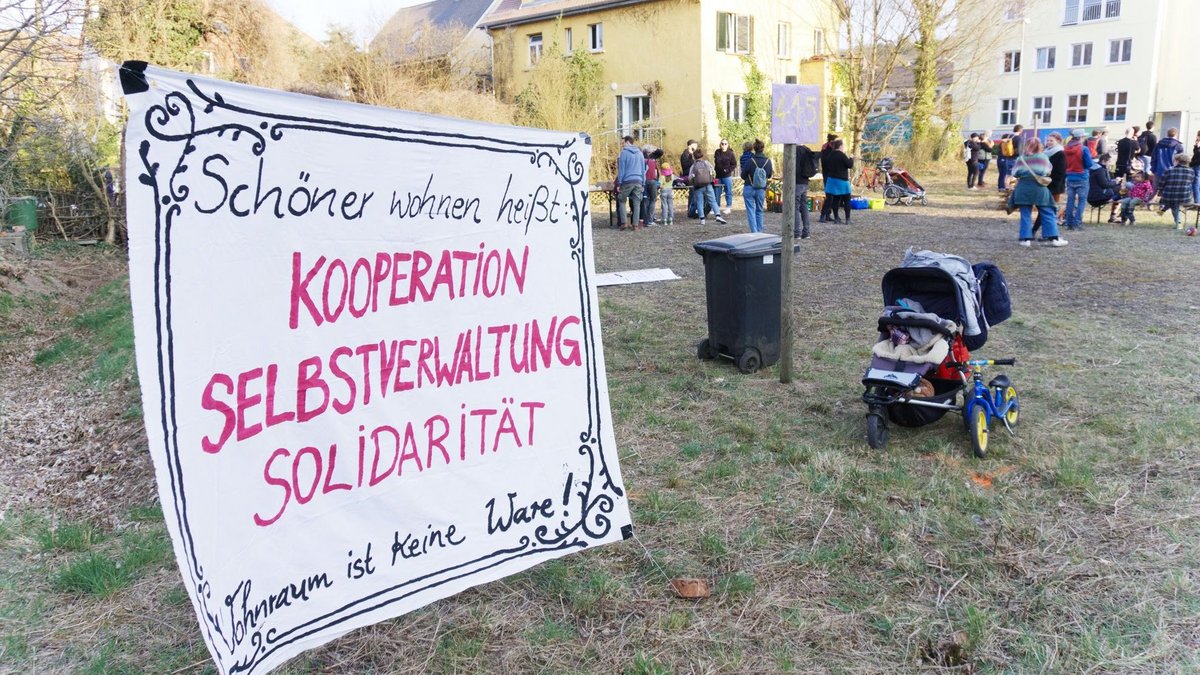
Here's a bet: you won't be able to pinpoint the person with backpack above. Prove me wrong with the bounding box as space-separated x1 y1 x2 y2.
739 139 773 233
963 133 981 189
1151 127 1185 190
996 133 1017 191
614 135 645 230
976 131 993 188
687 149 726 226
794 144 819 239
819 139 854 224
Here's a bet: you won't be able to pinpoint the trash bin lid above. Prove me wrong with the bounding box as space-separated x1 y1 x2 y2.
693 232 782 258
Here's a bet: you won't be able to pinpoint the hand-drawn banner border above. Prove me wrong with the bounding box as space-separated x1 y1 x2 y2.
121 61 628 674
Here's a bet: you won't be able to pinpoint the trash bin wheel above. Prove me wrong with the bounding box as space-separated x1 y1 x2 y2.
735 348 762 374
696 338 717 360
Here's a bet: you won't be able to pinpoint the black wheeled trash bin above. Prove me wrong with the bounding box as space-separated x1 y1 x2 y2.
693 232 785 373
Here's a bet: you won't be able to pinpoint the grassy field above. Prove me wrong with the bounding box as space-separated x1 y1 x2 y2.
0 173 1197 673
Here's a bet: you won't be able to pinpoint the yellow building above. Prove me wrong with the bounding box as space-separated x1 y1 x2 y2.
482 0 838 160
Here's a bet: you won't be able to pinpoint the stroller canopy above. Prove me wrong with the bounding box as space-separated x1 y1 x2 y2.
882 249 996 350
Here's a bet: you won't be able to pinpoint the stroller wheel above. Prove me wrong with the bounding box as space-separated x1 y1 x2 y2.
920 196 929 206
969 405 989 458
866 411 889 450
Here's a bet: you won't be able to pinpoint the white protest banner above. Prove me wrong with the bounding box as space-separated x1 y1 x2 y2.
120 63 632 674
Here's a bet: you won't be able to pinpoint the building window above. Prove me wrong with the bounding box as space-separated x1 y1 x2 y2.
830 96 847 132
1066 94 1088 123
1108 38 1131 63
777 22 791 58
1032 96 1053 124
785 75 797 84
616 95 652 136
528 33 543 65
1003 50 1021 73
813 28 826 54
588 23 603 51
717 12 752 54
564 27 573 54
1035 46 1056 70
724 94 746 123
1065 0 1119 24
1103 91 1127 121
999 98 1017 126
1071 42 1092 67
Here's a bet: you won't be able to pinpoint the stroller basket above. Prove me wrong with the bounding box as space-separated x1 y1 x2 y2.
887 378 962 427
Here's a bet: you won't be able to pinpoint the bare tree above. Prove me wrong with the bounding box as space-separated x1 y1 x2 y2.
907 0 1007 158
829 0 914 156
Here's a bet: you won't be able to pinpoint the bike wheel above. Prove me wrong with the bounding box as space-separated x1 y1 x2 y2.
883 185 902 205
1001 385 1020 428
866 411 889 450
968 405 989 458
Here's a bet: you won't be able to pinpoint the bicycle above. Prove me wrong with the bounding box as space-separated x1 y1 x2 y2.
960 358 1020 458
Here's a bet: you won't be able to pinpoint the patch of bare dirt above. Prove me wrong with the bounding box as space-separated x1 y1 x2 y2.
0 245 154 529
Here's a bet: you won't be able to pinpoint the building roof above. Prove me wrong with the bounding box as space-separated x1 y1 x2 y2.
481 0 660 30
372 0 497 57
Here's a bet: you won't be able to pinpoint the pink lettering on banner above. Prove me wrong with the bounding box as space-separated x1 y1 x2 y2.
197 315 581 454
289 245 530 329
251 398 546 527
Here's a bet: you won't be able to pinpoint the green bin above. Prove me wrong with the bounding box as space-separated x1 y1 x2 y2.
6 196 37 232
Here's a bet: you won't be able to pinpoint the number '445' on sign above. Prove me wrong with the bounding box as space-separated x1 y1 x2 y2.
770 84 820 145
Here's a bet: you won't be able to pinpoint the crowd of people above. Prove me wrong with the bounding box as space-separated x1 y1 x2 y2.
611 132 856 241
612 120 1199 244
983 122 1199 246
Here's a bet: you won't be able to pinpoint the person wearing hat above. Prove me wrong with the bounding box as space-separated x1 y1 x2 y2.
1061 128 1095 231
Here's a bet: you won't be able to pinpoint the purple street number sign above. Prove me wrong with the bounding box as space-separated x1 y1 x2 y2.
771 84 820 145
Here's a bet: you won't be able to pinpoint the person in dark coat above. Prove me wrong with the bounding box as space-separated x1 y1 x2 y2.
680 139 699 218
1087 153 1121 222
819 140 854 223
713 138 737 215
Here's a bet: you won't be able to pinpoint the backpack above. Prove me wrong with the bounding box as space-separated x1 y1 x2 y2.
1000 137 1014 157
691 160 712 188
797 147 820 179
972 262 1011 327
750 158 769 188
1085 138 1098 154
962 143 972 162
1138 133 1151 156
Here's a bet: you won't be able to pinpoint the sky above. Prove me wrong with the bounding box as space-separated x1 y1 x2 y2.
263 0 429 43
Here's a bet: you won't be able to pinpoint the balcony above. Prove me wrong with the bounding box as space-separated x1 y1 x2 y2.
1064 0 1119 25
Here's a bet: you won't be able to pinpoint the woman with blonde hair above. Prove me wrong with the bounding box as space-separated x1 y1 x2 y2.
1012 137 1067 247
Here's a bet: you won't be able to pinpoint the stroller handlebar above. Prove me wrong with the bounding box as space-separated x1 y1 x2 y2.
964 358 1016 366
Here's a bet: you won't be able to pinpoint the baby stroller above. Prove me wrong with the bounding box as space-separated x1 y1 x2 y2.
860 250 1017 457
877 157 928 206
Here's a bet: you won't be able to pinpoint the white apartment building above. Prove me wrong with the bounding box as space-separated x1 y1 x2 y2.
960 0 1199 142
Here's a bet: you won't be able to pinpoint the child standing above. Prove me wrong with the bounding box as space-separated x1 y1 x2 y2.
659 161 675 224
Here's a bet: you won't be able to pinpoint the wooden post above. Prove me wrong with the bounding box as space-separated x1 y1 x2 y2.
780 144 795 384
